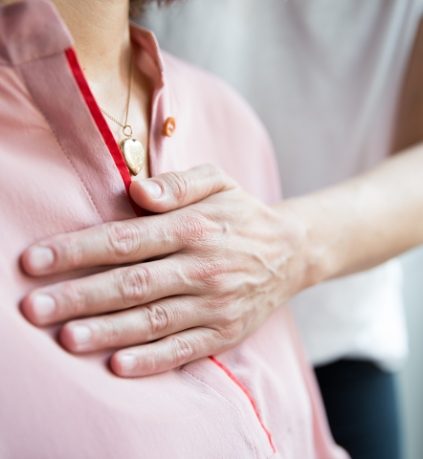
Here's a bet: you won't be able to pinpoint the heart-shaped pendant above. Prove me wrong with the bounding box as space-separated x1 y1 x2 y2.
120 138 145 175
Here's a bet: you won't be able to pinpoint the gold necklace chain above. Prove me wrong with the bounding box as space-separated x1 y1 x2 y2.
98 51 146 176
99 52 134 139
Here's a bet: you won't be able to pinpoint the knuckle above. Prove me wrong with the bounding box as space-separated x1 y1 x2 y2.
142 346 160 374
178 214 209 245
193 259 226 288
218 321 243 343
106 222 141 259
100 318 122 346
171 336 193 366
116 266 150 304
145 304 170 336
165 171 190 202
60 235 84 269
60 281 86 315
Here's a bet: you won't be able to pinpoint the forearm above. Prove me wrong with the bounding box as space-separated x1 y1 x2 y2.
280 142 423 288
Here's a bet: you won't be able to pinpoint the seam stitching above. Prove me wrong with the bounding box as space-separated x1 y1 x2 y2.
209 356 276 454
181 367 260 459
17 63 104 223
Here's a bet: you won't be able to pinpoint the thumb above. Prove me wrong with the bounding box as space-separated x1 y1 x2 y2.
130 163 237 213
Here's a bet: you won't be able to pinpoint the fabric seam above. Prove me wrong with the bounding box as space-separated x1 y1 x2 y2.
16 62 104 223
0 49 69 67
209 356 276 453
181 367 260 459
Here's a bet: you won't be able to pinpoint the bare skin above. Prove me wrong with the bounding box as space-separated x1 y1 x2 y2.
17 0 423 377
52 0 152 178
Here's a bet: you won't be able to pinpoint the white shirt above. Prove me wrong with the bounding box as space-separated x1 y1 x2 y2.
143 0 423 370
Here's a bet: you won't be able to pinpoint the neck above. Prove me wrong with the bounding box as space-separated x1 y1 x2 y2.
52 0 131 83
50 0 152 180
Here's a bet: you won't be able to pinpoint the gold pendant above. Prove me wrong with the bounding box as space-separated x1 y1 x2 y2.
120 138 145 175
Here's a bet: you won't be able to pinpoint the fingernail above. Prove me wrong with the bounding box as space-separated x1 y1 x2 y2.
141 181 162 199
118 354 137 372
70 325 92 345
27 246 54 271
31 294 56 318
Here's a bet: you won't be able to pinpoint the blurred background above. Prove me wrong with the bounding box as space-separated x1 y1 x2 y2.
400 247 423 459
142 2 423 458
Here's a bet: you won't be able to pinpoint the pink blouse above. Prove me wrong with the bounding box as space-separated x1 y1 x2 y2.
0 1 348 458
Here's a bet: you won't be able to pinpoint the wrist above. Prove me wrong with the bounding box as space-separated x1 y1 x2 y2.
274 196 336 294
271 199 320 300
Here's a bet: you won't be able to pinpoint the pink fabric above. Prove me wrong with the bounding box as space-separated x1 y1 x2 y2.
0 1 348 458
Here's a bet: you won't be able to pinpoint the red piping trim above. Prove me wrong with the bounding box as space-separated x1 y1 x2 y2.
208 356 276 453
64 47 142 217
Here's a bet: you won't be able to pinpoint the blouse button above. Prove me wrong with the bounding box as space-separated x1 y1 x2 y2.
163 117 176 137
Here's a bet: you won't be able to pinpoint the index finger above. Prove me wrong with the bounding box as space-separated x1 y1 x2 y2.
20 213 184 277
